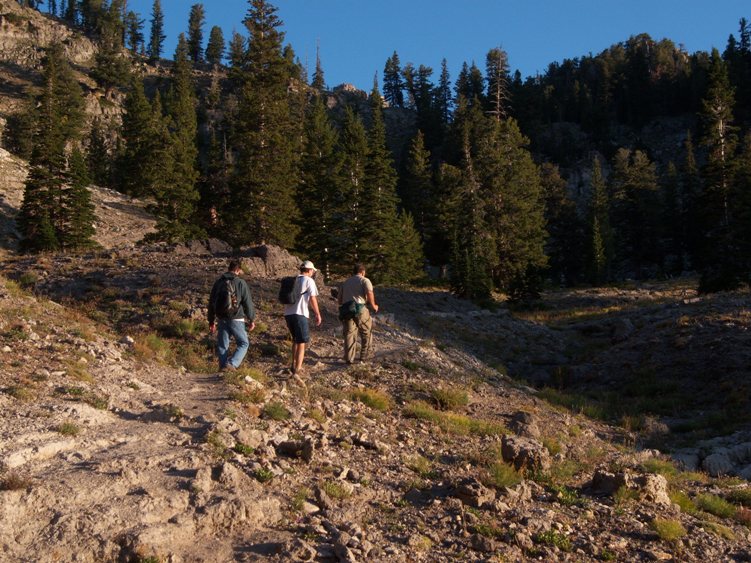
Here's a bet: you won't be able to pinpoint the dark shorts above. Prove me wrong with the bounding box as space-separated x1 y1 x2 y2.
285 314 310 344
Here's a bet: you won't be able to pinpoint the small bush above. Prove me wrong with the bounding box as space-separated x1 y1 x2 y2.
485 461 521 489
550 484 587 507
727 488 751 507
6 385 34 402
56 422 80 436
66 360 94 383
133 332 174 363
669 490 699 516
650 517 686 542
322 480 351 500
641 458 679 479
735 507 751 527
233 443 254 456
430 386 469 411
18 272 38 289
351 388 391 411
255 467 274 483
535 530 572 552
307 408 327 424
291 486 312 511
403 401 506 436
403 454 434 478
542 436 563 456
84 394 109 410
614 485 640 507
702 521 736 540
263 402 291 421
229 387 266 405
696 493 737 519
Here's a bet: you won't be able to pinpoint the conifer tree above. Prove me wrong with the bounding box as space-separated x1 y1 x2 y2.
187 4 205 64
18 44 85 252
118 75 153 196
435 58 453 126
485 47 510 121
151 34 203 241
698 49 739 291
228 30 246 70
92 2 130 90
205 25 225 67
587 154 613 283
229 0 299 247
360 85 423 283
333 105 369 268
383 51 404 108
61 146 96 249
295 95 342 279
124 11 145 55
86 118 111 187
147 0 166 63
311 46 325 92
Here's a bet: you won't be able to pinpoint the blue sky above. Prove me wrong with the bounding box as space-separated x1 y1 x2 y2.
127 0 749 91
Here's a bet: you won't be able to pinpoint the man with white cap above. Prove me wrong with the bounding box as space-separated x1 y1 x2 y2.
284 260 322 376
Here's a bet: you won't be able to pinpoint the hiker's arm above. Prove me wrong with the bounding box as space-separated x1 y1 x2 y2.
310 295 322 326
242 283 256 331
366 290 379 314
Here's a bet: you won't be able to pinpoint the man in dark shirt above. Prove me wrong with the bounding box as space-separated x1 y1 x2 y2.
208 260 256 371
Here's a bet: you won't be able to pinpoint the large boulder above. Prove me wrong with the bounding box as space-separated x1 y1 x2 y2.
501 435 551 473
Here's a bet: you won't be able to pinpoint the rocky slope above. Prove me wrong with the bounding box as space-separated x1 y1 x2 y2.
1 235 751 561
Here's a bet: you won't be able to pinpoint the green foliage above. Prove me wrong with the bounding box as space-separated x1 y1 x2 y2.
262 401 291 421
186 4 205 63
205 25 225 66
535 530 572 552
429 386 469 411
695 493 737 518
147 0 165 62
56 422 80 436
650 517 687 542
727 488 751 507
322 480 352 499
404 400 507 436
669 490 700 516
403 454 434 478
350 388 391 411
485 461 521 489
233 443 254 455
254 467 274 483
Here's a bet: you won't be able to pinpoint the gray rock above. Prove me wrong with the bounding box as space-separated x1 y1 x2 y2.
501 435 551 472
470 533 497 553
672 451 700 472
509 411 542 440
452 477 495 508
703 452 734 477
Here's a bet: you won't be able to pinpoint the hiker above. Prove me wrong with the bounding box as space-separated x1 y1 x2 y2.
208 260 256 372
338 263 378 364
284 260 322 375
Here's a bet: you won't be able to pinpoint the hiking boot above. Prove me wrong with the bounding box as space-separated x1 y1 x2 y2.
220 364 236 372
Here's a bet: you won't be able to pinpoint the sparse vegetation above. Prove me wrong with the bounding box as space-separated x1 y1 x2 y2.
233 443 254 456
0 472 32 491
485 461 522 489
429 385 469 411
702 521 736 540
255 468 274 483
650 517 687 542
56 422 80 436
322 480 352 500
263 402 291 421
351 388 391 411
403 454 434 478
535 529 572 552
403 400 507 436
695 493 736 519
291 486 312 511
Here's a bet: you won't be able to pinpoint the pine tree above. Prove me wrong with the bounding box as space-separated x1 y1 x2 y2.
150 34 203 242
383 51 404 108
118 75 153 196
147 0 166 63
205 25 225 67
360 85 423 283
18 44 85 252
86 118 110 187
92 1 130 90
124 11 145 55
228 30 246 70
587 154 613 283
187 4 205 64
333 105 369 269
61 146 96 250
311 45 325 92
485 47 510 121
295 95 342 279
698 49 739 291
229 0 299 247
399 130 438 259
435 58 453 126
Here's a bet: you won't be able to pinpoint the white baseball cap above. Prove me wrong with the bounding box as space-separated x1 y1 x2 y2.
300 260 317 272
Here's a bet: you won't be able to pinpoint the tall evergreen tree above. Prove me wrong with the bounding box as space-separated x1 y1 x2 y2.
698 49 740 291
61 146 96 250
296 95 342 279
587 154 613 283
228 30 246 70
435 58 453 126
118 75 153 196
205 25 225 67
360 85 423 283
187 3 205 64
147 0 166 63
124 10 145 55
86 118 111 187
311 45 325 92
151 34 203 241
485 47 510 121
383 51 404 108
18 44 85 252
229 0 299 247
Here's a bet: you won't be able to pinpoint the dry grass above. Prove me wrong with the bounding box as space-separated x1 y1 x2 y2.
404 400 507 436
351 388 392 411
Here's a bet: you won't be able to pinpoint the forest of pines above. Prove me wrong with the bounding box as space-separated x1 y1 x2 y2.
9 0 751 298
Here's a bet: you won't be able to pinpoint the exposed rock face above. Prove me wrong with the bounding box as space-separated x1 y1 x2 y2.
501 434 551 472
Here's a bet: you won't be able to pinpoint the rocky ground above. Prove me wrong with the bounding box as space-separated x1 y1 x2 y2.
1 238 751 562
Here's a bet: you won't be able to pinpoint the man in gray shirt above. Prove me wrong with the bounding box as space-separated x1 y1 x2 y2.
338 264 379 364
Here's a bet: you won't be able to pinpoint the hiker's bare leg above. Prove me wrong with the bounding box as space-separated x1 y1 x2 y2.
293 342 306 373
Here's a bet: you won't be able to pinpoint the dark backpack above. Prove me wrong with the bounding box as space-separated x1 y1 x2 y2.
215 278 238 318
278 276 298 305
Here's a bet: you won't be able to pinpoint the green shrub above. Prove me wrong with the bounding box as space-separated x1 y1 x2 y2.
18 272 38 289
322 480 351 499
291 486 311 511
727 488 751 507
550 484 587 507
696 493 737 519
233 443 254 456
542 436 562 456
255 467 274 483
404 401 506 436
263 402 291 421
650 517 686 542
6 385 34 402
84 394 109 410
56 422 80 436
307 408 327 424
614 485 640 507
669 490 699 516
403 454 434 478
485 461 521 489
641 458 679 479
430 386 469 411
535 530 572 552
702 521 736 540
229 387 266 405
351 388 391 411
